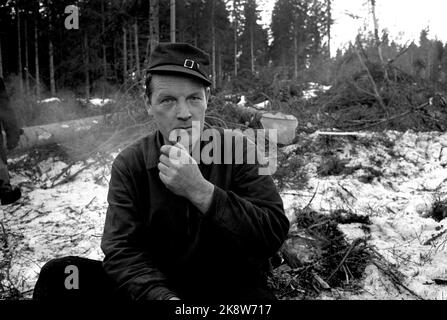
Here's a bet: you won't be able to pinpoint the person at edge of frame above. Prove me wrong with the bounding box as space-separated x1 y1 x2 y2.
0 77 22 206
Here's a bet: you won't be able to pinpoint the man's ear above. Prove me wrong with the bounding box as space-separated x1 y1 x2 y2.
144 95 153 115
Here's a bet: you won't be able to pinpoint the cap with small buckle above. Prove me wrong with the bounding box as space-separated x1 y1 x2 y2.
147 43 211 86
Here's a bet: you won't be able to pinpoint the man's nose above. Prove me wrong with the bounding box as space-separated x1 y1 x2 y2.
176 100 192 120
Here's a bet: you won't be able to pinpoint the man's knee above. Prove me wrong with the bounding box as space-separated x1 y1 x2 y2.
34 256 108 300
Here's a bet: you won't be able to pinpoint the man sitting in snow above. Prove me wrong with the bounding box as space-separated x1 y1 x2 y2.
33 43 289 301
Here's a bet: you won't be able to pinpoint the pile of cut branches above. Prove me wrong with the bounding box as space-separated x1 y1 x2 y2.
315 60 447 132
269 207 416 299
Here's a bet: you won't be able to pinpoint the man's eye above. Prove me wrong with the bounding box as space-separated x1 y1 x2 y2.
190 96 201 101
161 98 175 103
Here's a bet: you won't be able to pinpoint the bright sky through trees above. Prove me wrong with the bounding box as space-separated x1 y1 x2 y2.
259 0 447 56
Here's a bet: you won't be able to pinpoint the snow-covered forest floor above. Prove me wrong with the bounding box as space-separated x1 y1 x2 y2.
1 129 447 300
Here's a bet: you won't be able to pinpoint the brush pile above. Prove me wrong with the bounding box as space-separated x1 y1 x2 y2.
315 63 447 131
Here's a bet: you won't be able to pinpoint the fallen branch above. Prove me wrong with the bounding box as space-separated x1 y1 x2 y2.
355 43 389 115
370 248 424 300
423 230 447 246
326 238 364 282
359 102 429 130
304 183 320 209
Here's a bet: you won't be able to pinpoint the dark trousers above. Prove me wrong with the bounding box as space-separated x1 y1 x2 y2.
33 256 276 301
33 256 123 300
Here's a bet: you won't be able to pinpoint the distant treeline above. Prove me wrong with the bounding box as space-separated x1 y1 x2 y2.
0 0 333 97
0 0 446 99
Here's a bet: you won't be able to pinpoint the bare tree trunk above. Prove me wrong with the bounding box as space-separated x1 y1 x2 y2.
17 8 24 93
24 18 30 93
218 47 222 87
170 0 176 42
113 39 118 81
83 33 90 100
293 25 298 80
250 23 254 73
370 0 388 81
101 0 107 95
233 0 238 77
129 26 134 73
147 0 159 64
49 39 56 95
211 0 216 88
122 26 127 80
0 36 3 78
327 0 331 57
134 21 140 78
34 19 40 99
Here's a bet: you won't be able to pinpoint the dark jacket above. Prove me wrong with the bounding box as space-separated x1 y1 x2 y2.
0 78 21 153
101 129 290 300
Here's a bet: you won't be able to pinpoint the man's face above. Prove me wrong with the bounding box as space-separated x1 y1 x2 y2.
146 74 210 149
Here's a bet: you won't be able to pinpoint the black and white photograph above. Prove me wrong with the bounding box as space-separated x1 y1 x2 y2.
0 0 447 309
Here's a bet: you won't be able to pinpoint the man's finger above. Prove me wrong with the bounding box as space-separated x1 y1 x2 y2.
159 154 172 166
161 144 183 160
157 162 171 175
174 142 188 152
159 171 169 186
160 145 172 156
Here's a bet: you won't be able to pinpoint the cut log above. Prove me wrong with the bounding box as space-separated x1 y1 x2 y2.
12 114 118 150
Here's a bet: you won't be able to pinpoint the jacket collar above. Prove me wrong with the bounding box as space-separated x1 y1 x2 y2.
146 130 164 170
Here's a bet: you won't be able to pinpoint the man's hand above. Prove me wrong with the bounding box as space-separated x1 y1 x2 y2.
158 144 214 214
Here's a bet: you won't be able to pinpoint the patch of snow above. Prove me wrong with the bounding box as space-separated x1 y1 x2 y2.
237 95 247 107
89 98 115 107
37 97 61 104
254 100 269 110
280 130 447 300
302 83 332 100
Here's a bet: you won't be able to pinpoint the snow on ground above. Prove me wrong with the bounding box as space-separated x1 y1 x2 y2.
37 98 61 104
282 130 447 300
1 130 447 299
1 155 113 297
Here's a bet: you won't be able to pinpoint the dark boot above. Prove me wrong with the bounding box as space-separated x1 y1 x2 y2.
0 185 21 205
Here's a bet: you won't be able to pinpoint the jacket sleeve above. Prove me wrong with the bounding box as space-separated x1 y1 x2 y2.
101 156 177 300
204 142 290 261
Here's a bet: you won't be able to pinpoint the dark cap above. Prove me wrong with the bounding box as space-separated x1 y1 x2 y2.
147 43 211 86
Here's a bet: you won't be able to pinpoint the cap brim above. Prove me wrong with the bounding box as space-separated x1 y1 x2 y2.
147 65 212 86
